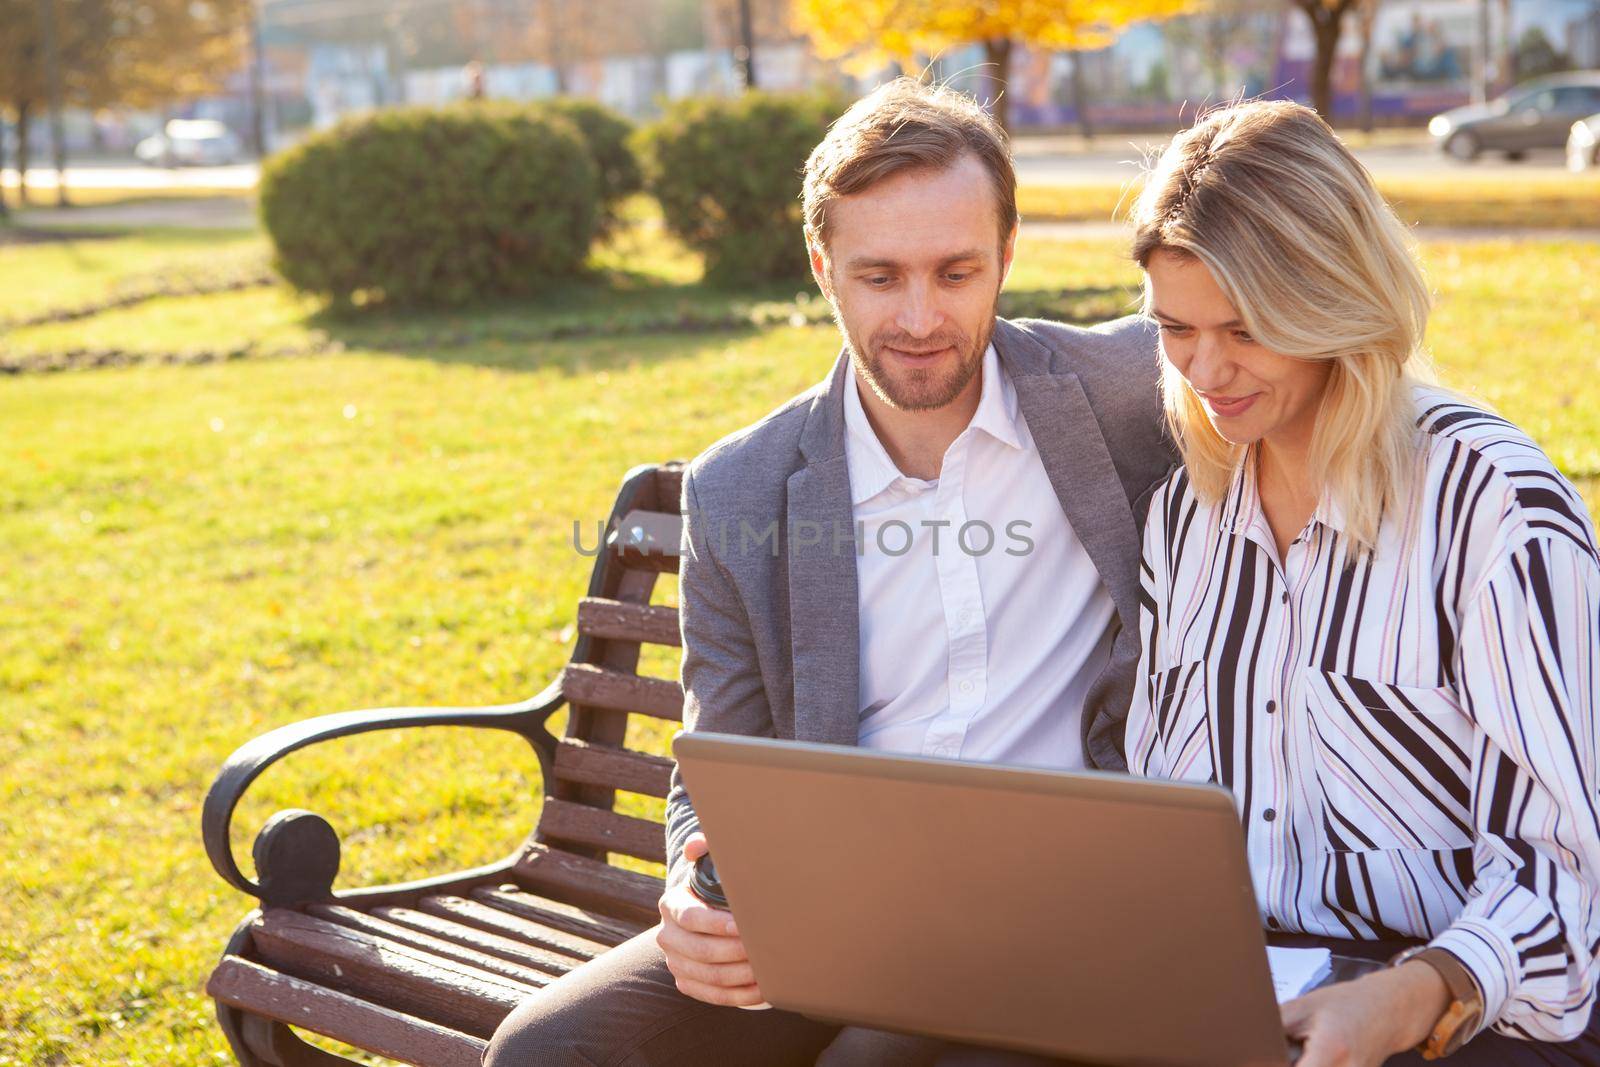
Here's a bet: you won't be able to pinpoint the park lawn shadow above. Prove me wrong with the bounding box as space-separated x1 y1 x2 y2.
0 212 1143 377
304 269 818 353
302 271 1140 376
299 214 1140 373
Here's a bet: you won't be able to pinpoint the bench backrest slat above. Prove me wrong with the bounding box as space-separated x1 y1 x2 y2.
539 798 668 865
576 597 681 647
552 740 674 798
535 463 687 884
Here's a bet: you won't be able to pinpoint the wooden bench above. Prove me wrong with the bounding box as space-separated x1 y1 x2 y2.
201 462 687 1067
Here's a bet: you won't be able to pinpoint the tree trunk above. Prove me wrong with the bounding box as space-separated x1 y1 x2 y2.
734 0 756 89
1473 0 1490 104
0 113 9 219
16 100 32 206
1070 51 1095 142
1357 0 1378 132
1497 0 1514 92
983 38 1013 136
1205 20 1230 92
543 0 569 94
39 0 70 207
1308 13 1342 120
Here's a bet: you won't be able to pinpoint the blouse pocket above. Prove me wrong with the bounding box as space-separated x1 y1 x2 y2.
1148 660 1216 784
1301 668 1475 853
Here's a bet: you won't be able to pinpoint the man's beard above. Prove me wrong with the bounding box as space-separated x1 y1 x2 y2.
841 294 1000 413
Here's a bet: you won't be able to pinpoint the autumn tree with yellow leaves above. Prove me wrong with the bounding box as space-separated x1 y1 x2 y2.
0 0 249 203
793 0 1200 134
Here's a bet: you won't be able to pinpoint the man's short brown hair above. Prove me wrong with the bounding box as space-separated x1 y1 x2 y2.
802 77 1018 250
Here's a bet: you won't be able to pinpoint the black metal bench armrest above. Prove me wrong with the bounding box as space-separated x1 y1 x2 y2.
201 680 564 901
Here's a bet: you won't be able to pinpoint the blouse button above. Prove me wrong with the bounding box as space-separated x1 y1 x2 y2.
1266 700 1278 714
1263 807 1277 822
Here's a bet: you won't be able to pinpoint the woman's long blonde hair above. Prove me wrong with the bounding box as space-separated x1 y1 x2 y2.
1131 100 1433 550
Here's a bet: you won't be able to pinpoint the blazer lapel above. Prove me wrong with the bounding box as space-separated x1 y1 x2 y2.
998 322 1143 635
786 356 862 746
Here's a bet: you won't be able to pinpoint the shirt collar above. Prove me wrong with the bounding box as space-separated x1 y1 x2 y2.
843 371 903 505
968 343 1024 451
1219 445 1349 538
1312 492 1348 534
843 344 1020 506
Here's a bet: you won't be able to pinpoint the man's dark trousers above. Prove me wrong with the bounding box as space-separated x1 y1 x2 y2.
480 929 946 1066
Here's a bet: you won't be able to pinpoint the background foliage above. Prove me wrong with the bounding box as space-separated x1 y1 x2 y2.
638 91 845 285
260 104 600 308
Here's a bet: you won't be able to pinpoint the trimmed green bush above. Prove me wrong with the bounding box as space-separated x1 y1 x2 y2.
260 103 598 307
528 98 642 235
638 91 845 285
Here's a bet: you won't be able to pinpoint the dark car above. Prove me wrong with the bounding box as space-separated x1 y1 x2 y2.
1429 73 1600 161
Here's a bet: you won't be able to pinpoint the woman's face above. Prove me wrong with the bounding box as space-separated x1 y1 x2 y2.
1145 249 1332 454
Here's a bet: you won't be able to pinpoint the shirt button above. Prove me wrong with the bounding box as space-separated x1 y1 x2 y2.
1265 700 1277 714
1280 591 1289 604
959 679 974 693
1267 916 1281 930
1263 808 1277 822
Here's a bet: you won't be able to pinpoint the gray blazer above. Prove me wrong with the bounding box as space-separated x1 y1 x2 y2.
664 315 1177 885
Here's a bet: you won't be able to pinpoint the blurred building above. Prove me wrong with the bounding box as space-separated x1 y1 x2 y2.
247 0 1595 136
10 0 1599 161
997 0 1599 129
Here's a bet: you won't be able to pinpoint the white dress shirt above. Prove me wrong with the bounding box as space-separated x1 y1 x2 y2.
844 344 1116 768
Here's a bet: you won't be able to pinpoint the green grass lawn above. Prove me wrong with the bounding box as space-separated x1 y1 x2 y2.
1 220 1597 1064
0 229 265 327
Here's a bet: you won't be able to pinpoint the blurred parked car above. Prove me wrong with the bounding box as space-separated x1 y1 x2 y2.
1569 112 1600 172
1428 73 1600 161
135 120 243 167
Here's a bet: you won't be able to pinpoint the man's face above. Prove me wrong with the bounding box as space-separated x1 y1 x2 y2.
810 155 1016 412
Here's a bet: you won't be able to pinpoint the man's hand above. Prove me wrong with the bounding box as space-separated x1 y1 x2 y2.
656 832 767 1007
1281 961 1451 1067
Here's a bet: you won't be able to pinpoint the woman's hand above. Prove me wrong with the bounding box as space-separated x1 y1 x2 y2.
1281 961 1450 1067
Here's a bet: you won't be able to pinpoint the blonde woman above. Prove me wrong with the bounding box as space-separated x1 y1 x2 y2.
1120 101 1600 1066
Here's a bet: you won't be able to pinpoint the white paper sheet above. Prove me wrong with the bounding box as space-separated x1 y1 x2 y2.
1267 945 1333 1003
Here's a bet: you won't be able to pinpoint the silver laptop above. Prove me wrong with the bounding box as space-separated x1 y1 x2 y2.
673 732 1295 1067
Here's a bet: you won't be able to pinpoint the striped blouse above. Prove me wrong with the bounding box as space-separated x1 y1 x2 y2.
1125 389 1600 1042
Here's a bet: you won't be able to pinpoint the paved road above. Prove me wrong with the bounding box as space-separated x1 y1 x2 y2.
1019 220 1600 243
1 162 258 190
1011 138 1574 185
4 142 1584 235
2 140 1579 196
10 195 257 230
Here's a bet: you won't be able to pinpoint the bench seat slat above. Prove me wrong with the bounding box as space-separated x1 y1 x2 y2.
368 905 580 976
561 664 684 721
417 895 610 961
539 797 668 864
208 956 488 1067
250 910 526 1039
553 740 675 798
577 597 681 647
469 885 641 947
309 905 555 988
513 843 665 926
